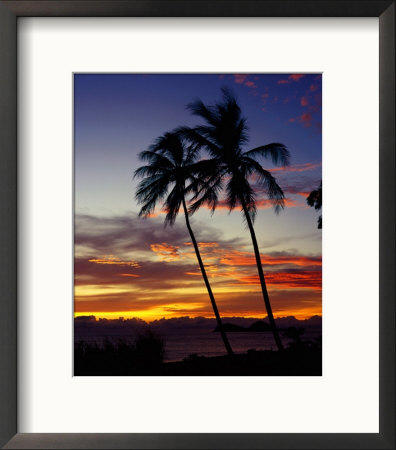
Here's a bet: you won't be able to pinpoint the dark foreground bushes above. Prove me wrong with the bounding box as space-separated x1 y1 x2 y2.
74 332 165 376
163 345 321 376
75 332 321 376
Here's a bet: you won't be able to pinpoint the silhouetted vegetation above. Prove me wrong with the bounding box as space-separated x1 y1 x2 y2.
74 332 165 376
283 326 305 343
75 337 321 376
164 347 321 376
307 181 322 228
282 326 322 352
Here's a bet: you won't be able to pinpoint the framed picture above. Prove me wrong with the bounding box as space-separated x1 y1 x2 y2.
0 1 394 449
72 72 323 378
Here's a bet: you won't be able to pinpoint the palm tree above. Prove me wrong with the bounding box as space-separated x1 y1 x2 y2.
179 89 290 351
134 132 234 356
307 181 322 229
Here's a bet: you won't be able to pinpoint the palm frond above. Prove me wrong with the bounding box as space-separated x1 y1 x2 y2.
135 175 170 218
244 143 290 167
149 132 185 166
187 99 220 127
176 126 220 157
183 144 200 167
135 131 206 225
163 184 183 226
225 174 242 212
241 156 285 214
136 150 174 171
188 174 223 215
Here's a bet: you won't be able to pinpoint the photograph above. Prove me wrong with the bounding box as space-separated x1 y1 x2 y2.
73 73 322 376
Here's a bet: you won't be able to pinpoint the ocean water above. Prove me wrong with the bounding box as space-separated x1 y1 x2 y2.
74 329 321 362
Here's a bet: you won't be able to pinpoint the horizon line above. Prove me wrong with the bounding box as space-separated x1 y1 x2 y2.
74 313 322 323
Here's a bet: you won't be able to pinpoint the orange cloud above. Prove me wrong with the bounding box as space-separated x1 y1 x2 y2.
296 191 312 198
208 197 297 211
88 256 140 268
232 270 322 290
150 243 180 261
220 250 321 268
185 263 219 278
119 273 140 278
183 241 219 249
256 198 297 208
271 162 321 173
145 212 159 218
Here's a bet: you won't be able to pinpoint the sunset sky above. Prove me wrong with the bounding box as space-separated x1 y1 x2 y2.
74 74 322 321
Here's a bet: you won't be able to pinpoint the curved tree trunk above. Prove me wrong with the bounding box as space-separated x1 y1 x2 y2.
182 198 234 356
240 198 284 351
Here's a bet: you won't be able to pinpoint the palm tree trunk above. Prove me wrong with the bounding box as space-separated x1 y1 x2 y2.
182 198 234 356
240 198 284 351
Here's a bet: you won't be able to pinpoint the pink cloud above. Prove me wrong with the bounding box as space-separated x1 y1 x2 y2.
300 96 309 106
277 74 305 85
301 112 312 127
289 74 305 81
261 93 270 104
245 81 257 88
233 74 257 89
234 74 248 84
288 112 313 128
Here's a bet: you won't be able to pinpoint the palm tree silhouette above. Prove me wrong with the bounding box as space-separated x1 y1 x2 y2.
179 89 289 351
134 132 234 356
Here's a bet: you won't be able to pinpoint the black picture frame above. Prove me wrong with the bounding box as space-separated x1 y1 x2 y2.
0 1 394 449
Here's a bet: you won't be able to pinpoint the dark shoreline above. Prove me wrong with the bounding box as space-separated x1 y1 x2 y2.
75 346 322 376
